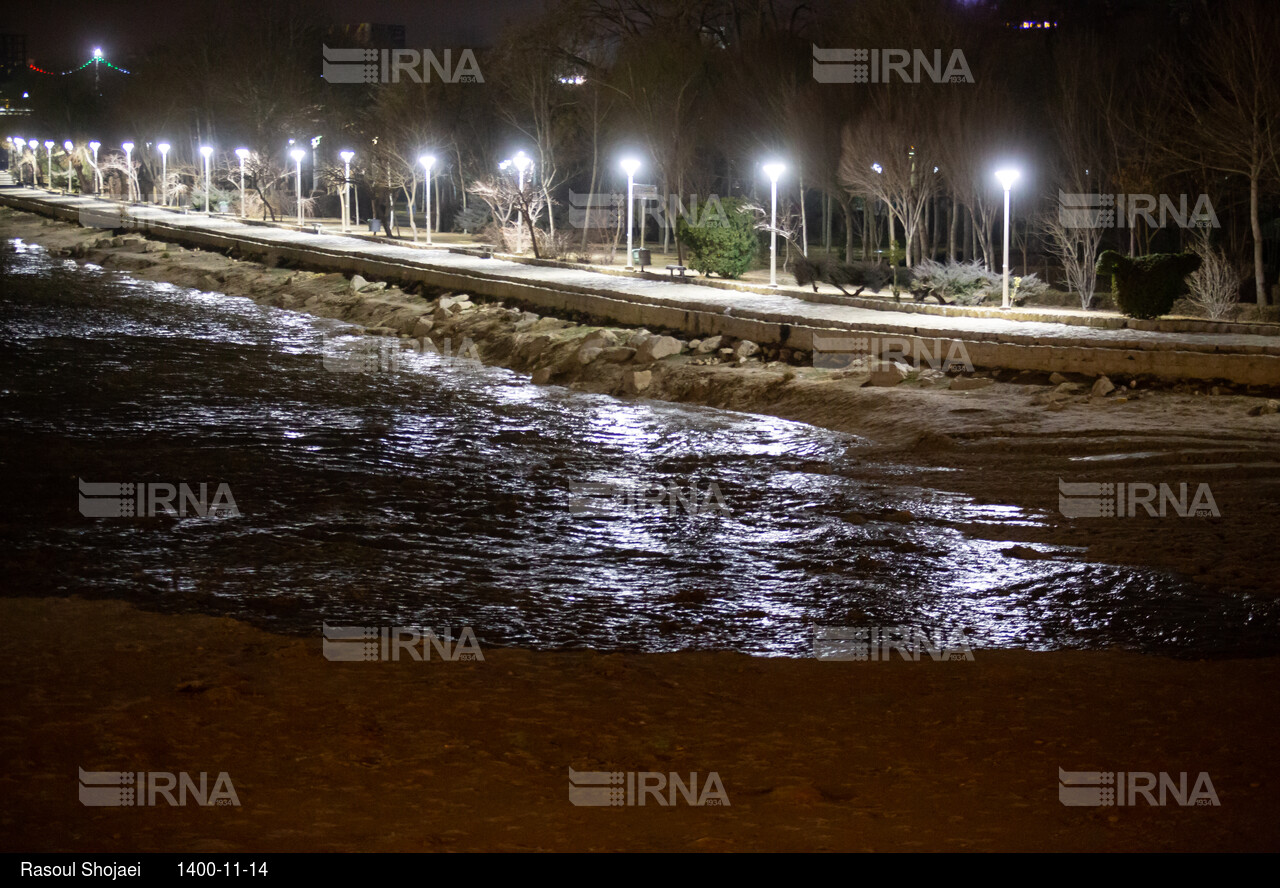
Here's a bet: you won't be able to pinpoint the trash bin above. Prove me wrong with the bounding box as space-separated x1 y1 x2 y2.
369 218 382 235
631 248 651 270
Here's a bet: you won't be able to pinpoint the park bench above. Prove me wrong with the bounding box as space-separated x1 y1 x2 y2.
666 264 687 279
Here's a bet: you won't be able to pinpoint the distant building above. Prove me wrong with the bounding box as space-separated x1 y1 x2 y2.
0 32 26 80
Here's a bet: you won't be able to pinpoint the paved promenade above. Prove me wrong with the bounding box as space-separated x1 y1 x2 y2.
2 187 1277 385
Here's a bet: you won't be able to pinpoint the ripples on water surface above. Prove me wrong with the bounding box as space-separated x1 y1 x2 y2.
2 238 1277 657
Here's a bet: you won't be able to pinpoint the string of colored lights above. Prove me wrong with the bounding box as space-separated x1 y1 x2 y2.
28 55 131 76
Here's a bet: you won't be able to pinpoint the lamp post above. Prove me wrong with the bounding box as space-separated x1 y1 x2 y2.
290 147 305 227
121 142 134 200
339 150 354 231
419 155 436 245
763 162 785 288
156 143 169 205
995 168 1020 308
89 141 101 193
12 138 23 184
235 148 249 217
200 145 213 213
511 151 531 254
63 140 74 192
620 158 640 270
44 141 54 190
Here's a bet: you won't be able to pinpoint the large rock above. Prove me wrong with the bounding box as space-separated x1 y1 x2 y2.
735 339 760 359
577 346 604 365
950 376 994 391
1247 399 1279 416
531 367 553 385
867 359 910 387
696 335 724 354
439 295 473 313
600 346 637 363
412 317 434 338
626 329 653 348
1091 375 1116 397
582 329 620 348
1048 372 1069 385
623 369 653 394
636 335 683 363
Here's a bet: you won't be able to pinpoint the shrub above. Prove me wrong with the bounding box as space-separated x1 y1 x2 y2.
794 256 892 296
677 196 757 279
910 259 1000 305
1096 250 1202 319
1184 239 1241 320
1012 273 1050 305
452 204 491 233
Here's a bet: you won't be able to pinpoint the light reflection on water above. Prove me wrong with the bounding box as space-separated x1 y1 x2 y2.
1 236 1277 658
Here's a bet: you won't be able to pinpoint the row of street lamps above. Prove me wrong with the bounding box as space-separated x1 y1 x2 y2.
5 136 1022 299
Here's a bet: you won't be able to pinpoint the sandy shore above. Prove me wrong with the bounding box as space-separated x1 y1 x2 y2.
2 596 1278 852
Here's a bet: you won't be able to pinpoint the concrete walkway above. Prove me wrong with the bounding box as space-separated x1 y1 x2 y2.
2 188 1277 385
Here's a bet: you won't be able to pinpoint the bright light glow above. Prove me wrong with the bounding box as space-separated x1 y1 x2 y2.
620 157 640 177
200 145 213 158
89 140 100 152
498 160 510 171
290 148 305 162
63 140 73 151
340 150 354 162
558 75 586 85
419 154 436 170
93 48 103 59
512 151 531 172
871 163 883 174
156 142 169 154
995 167 1020 190
122 142 133 152
235 147 249 159
763 161 785 182
44 140 54 150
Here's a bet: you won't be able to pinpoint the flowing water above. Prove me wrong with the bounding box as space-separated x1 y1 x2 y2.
2 237 1277 657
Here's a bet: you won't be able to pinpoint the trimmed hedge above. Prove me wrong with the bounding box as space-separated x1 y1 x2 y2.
1096 250 1201 319
677 196 757 279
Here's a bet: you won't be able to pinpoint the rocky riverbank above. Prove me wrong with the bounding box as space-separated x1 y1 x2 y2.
4 208 1279 593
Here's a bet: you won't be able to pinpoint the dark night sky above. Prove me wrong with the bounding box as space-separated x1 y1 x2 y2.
4 0 539 66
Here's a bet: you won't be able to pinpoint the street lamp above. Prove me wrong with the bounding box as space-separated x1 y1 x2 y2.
63 141 74 192
43 140 54 191
763 162 785 288
200 145 213 213
339 150 354 231
156 143 169 205
510 151 531 254
121 142 134 200
620 158 640 270
290 147 306 227
89 141 101 193
419 155 436 244
235 148 249 217
995 167 1020 308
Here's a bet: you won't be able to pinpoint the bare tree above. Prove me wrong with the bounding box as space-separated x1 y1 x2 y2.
1157 0 1280 305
